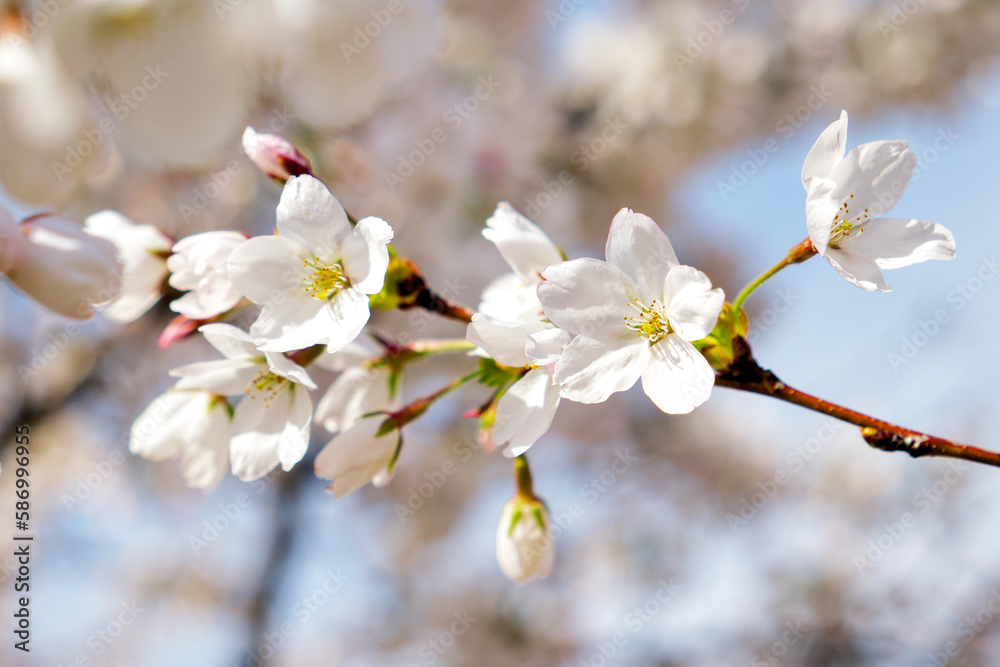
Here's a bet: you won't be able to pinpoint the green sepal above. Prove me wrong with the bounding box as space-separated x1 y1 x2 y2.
692 302 747 372
508 504 523 537
476 358 524 388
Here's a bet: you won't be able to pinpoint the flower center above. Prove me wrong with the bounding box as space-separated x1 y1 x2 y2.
623 298 672 344
302 257 349 300
246 369 290 408
829 193 869 247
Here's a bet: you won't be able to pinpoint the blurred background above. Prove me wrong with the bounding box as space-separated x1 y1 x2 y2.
1 0 1000 664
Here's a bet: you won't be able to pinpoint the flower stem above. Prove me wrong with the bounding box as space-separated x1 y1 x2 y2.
731 238 816 314
390 368 483 428
514 455 535 499
716 341 1000 469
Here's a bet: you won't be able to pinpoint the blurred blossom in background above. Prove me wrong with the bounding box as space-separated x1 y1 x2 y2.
2 0 1000 665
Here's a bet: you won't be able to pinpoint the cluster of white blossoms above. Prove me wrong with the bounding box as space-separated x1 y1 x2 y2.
0 111 957 583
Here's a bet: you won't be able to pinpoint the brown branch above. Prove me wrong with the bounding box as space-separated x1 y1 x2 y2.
716 337 1000 469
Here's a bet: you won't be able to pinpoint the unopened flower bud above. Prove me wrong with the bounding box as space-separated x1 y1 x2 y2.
496 495 555 584
242 126 312 184
7 213 122 319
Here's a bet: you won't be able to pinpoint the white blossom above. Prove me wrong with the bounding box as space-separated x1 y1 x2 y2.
537 208 724 414
85 210 172 323
169 323 316 481
227 175 393 353
167 230 246 320
130 389 231 490
802 110 956 291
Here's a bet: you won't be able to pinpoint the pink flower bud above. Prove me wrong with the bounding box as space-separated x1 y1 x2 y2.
242 127 312 184
158 313 208 349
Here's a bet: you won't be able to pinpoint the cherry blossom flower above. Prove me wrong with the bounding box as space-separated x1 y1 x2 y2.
478 202 563 322
84 210 172 323
227 175 393 353
242 127 312 184
537 208 724 414
130 389 232 490
4 212 122 319
168 324 317 481
314 416 401 498
467 315 569 457
802 110 956 291
313 340 399 434
167 230 246 320
496 495 554 583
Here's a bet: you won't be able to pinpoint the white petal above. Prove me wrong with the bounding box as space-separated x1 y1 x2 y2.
661 266 725 342
605 208 678 304
313 338 378 372
845 218 956 270
278 386 312 471
804 177 839 255
10 217 122 319
199 323 260 360
171 359 260 395
829 141 916 216
249 294 332 353
494 367 561 457
245 287 370 354
554 335 646 404
801 110 847 187
129 392 187 461
318 287 371 353
538 258 638 342
467 314 548 367
227 235 310 305
482 202 563 285
276 175 351 257
230 390 296 481
478 272 543 322
524 327 571 366
179 401 232 490
341 216 393 294
640 335 715 414
314 365 393 433
824 248 890 292
314 417 397 498
263 352 316 390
